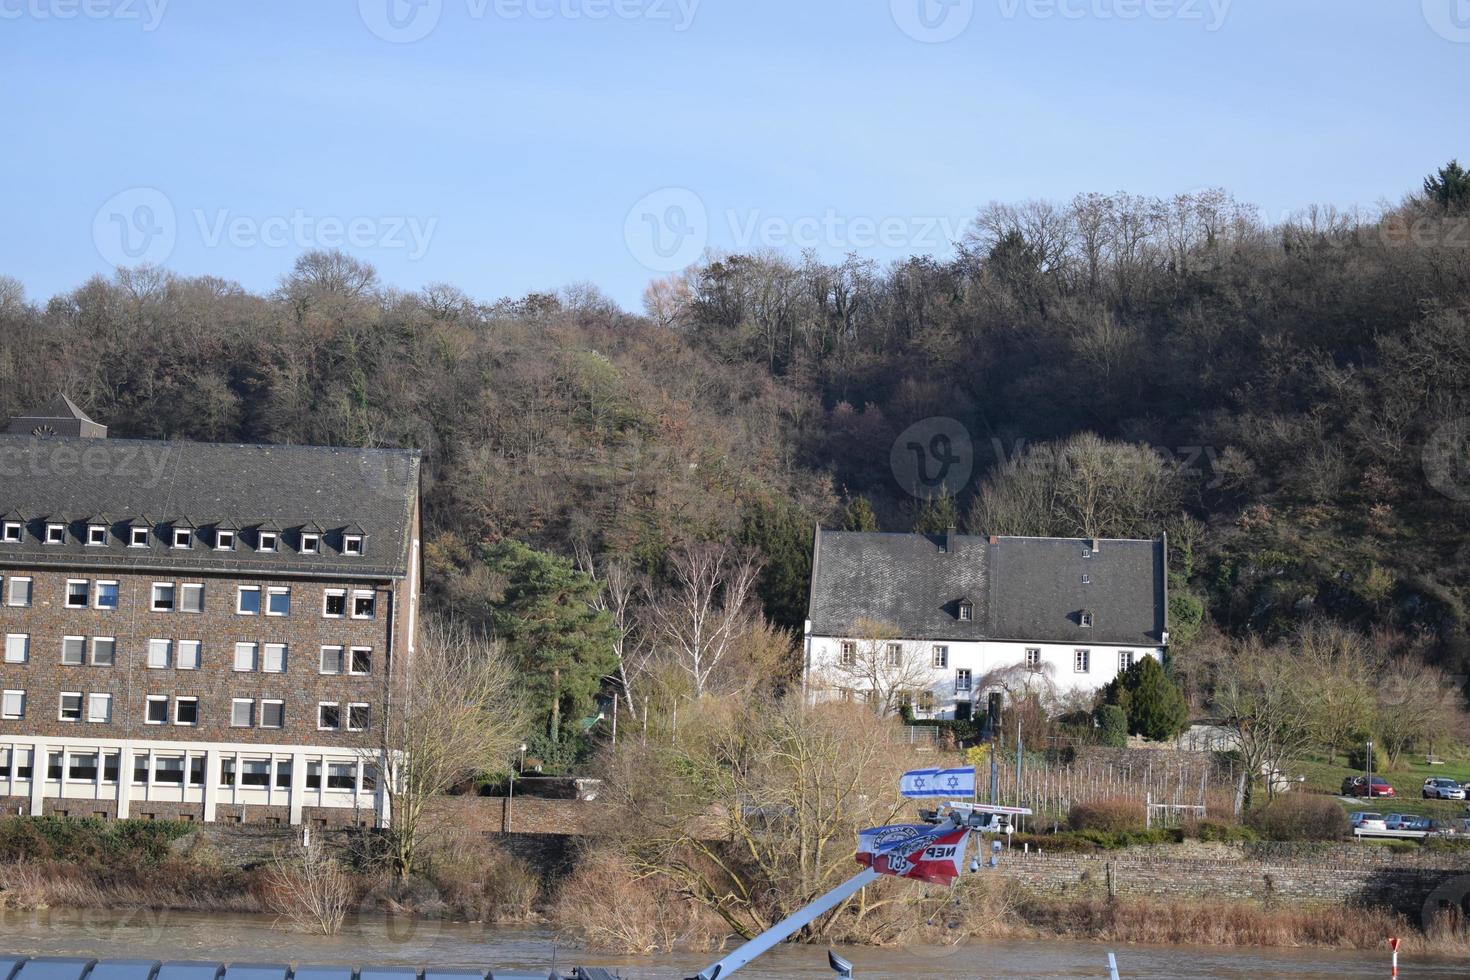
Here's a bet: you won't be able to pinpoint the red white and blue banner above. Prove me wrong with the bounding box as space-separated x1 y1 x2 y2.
856 824 971 884
900 766 976 798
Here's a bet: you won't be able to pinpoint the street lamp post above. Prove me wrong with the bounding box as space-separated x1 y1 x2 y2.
506 742 528 834
1365 739 1374 798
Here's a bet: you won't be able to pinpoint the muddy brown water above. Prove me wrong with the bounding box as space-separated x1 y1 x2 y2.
2 910 1467 979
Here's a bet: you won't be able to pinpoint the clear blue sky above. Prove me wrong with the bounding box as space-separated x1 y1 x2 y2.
2 0 1467 310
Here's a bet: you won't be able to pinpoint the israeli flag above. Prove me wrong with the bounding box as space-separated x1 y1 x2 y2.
900 766 976 799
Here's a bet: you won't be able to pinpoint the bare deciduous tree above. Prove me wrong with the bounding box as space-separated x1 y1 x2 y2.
819 618 939 716
644 541 762 699
263 839 354 935
577 544 653 722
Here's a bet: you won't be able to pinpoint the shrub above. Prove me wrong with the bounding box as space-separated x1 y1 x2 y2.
1095 705 1128 748
1068 798 1145 834
1246 794 1349 841
424 829 541 922
1184 819 1258 844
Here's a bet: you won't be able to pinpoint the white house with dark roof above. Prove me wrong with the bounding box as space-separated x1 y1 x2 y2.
803 528 1168 720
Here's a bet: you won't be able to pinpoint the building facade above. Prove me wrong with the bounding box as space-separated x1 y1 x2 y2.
0 401 421 826
804 529 1168 720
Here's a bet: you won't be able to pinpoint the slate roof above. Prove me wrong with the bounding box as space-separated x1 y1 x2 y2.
0 434 420 579
807 530 990 641
808 529 1166 647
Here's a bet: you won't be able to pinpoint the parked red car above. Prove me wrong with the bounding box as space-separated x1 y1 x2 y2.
1346 776 1396 798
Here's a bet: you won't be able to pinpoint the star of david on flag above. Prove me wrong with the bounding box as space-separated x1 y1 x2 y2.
900 766 976 799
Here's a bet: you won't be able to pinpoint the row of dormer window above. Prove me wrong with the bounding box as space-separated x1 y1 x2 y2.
0 519 364 557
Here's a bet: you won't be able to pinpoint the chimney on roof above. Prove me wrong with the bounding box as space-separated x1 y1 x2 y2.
6 394 107 439
945 526 956 554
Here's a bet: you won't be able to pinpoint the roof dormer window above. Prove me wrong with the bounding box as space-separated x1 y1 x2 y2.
1 522 21 543
215 528 236 551
258 530 277 552
300 531 320 555
173 527 193 549
958 600 973 622
87 524 108 546
1080 610 1095 628
45 523 66 545
343 534 363 557
129 526 149 548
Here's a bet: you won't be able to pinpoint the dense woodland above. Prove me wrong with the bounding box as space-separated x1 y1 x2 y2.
3 163 1470 732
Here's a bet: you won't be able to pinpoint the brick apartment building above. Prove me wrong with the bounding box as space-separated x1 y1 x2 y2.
0 397 421 826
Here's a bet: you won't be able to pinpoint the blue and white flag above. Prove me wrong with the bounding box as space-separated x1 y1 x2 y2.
900 766 976 799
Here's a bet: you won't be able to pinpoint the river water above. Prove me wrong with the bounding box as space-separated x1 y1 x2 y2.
1 910 1465 979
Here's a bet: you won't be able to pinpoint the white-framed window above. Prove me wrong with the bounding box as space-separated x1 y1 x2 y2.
267 587 290 617
1082 544 1093 559
932 645 949 669
1119 650 1136 673
45 523 66 544
300 531 320 554
175 697 199 726
87 524 108 546
91 637 116 667
885 642 902 668
327 762 356 791
129 526 149 548
176 640 201 670
153 756 185 786
87 693 112 723
838 641 856 667
260 699 285 729
320 646 345 675
237 586 262 615
1 521 21 542
147 639 172 669
94 581 119 609
258 530 278 552
58 692 83 722
68 753 99 781
1025 648 1042 671
1080 611 1094 628
1074 649 1091 674
351 591 376 619
2 690 25 720
323 589 347 618
240 758 271 788
230 699 255 728
145 696 169 725
179 583 204 614
151 583 176 612
959 601 973 622
917 691 937 713
6 577 31 607
172 527 193 549
349 647 373 675
263 643 287 674
343 534 364 556
318 702 341 731
4 633 30 664
215 528 235 551
955 669 973 693
65 579 90 608
61 635 86 666
233 642 258 672
347 703 370 732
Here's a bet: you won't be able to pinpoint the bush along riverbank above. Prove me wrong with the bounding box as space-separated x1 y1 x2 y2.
4 815 1470 958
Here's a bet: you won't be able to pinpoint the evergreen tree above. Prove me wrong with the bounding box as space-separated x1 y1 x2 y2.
738 498 812 631
484 541 618 745
1424 160 1470 213
912 490 959 534
1118 656 1190 742
1094 704 1128 748
841 496 879 532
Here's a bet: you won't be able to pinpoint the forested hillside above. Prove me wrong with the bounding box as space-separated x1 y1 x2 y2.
2 164 1468 692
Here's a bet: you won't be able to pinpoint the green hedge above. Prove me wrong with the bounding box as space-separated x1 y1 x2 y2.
0 816 194 866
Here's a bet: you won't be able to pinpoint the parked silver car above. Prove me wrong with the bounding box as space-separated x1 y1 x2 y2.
1424 777 1466 800
1351 811 1387 831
